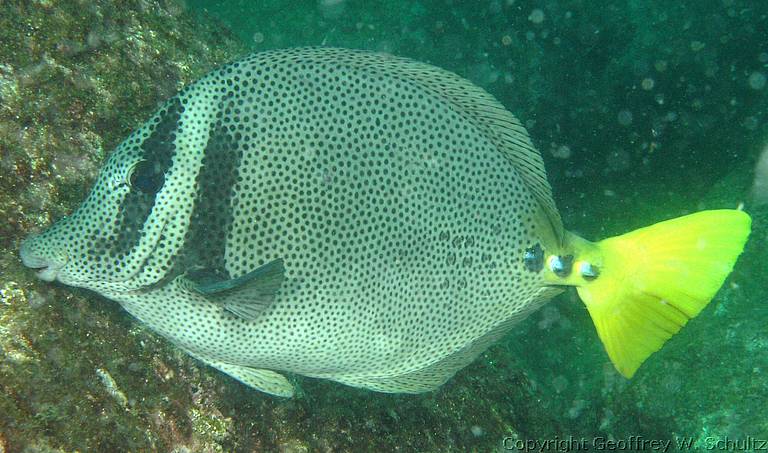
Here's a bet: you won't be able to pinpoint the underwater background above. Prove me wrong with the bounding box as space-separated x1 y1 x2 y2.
0 0 766 451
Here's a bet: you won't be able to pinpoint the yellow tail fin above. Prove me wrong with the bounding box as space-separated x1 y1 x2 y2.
573 209 751 378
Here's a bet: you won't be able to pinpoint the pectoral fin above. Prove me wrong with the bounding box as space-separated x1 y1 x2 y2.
181 258 286 321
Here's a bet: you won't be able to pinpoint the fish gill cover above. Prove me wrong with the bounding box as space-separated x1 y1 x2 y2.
0 0 766 452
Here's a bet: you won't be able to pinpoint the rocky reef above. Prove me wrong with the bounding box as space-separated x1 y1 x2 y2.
1 0 766 451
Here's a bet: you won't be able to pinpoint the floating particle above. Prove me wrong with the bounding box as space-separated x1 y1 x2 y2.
744 116 758 130
318 0 346 18
552 375 569 393
691 98 703 110
759 52 768 63
617 109 633 126
690 41 706 52
252 32 265 44
606 149 631 172
654 60 668 72
537 306 561 329
501 35 512 46
748 71 766 90
164 0 186 17
567 399 587 419
751 144 768 206
565 168 583 178
528 9 545 24
641 78 655 90
551 144 572 159
470 425 484 437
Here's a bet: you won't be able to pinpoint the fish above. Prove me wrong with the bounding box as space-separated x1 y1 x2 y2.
19 48 751 397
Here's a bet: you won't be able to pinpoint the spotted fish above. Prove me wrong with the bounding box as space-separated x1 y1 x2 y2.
20 48 750 397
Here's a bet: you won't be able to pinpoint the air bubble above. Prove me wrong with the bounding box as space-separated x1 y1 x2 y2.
528 9 545 24
748 71 766 90
617 110 633 126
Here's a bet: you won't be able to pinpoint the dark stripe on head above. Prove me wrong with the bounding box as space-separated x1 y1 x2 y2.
109 97 183 258
180 121 241 279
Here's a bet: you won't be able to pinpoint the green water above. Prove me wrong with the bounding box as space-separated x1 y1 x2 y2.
0 0 766 451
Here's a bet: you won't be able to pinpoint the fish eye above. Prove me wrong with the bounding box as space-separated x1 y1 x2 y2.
128 160 165 194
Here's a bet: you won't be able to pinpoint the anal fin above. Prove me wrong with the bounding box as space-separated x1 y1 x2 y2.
184 348 294 397
215 362 294 397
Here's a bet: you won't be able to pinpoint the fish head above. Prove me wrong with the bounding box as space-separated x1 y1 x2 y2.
20 98 189 294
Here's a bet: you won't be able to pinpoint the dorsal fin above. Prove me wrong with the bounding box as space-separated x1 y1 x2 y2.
283 47 564 246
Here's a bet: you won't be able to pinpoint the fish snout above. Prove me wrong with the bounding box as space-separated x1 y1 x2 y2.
20 235 68 282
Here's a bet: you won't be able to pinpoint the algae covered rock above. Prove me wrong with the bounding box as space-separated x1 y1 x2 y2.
0 1 247 451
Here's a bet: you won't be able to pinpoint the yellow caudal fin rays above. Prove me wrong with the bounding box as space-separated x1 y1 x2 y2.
574 210 751 378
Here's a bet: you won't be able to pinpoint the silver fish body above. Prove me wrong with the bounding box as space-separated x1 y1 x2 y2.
20 48 563 396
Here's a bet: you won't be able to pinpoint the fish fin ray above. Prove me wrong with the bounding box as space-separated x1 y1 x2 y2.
184 349 295 397
181 258 286 321
332 289 557 394
286 47 563 245
574 209 751 378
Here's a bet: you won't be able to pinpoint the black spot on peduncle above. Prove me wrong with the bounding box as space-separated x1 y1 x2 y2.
523 243 544 272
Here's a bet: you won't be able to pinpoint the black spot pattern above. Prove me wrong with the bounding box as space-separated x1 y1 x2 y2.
82 98 183 260
180 124 241 279
41 97 186 286
112 98 181 254
26 48 559 393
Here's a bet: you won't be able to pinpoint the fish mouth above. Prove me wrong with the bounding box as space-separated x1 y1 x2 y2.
19 239 68 282
31 264 63 282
